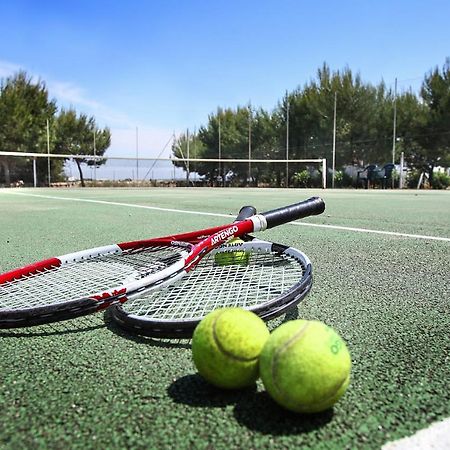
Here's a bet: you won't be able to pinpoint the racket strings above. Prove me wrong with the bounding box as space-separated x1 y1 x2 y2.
0 245 185 310
124 248 183 276
121 249 306 321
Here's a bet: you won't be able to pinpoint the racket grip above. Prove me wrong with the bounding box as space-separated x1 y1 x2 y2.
263 197 325 229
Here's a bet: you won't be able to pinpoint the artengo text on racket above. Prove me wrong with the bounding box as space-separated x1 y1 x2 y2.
210 226 239 245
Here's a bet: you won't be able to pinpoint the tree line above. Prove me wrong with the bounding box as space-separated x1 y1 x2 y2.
1 62 449 188
172 60 450 188
0 72 111 186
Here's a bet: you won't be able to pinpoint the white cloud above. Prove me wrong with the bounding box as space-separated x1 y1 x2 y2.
0 60 23 78
48 80 138 129
0 59 176 157
0 59 132 126
48 80 101 110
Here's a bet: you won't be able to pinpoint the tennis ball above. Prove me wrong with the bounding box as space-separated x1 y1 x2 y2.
192 308 270 389
214 238 249 266
259 320 351 413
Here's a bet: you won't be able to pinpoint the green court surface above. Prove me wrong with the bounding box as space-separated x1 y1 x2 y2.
0 188 449 449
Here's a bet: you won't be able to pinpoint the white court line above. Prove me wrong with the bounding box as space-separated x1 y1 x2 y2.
289 221 450 242
2 190 450 242
2 191 233 218
382 418 450 450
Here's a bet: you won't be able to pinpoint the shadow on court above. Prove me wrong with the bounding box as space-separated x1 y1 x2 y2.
168 374 333 435
234 391 334 435
0 315 105 338
168 374 256 408
104 309 191 349
104 307 301 348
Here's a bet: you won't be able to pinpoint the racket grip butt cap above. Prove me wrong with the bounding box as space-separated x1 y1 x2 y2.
263 197 325 229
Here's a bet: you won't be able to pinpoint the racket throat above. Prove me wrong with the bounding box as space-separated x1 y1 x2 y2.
250 215 268 232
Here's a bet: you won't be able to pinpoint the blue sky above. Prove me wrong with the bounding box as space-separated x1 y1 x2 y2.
1 0 449 158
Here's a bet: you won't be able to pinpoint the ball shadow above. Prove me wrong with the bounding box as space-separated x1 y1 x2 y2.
282 305 300 322
168 374 257 408
233 391 334 435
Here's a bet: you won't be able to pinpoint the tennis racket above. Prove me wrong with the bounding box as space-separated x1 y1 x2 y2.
110 229 314 338
0 197 325 328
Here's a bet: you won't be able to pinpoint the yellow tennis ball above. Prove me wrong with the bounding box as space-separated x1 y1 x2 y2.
259 320 351 413
192 308 270 389
214 238 249 266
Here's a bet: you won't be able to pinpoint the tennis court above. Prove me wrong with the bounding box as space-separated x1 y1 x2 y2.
0 187 449 449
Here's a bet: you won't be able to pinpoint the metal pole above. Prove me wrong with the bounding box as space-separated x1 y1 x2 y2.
332 91 337 189
33 157 37 187
193 127 197 182
46 119 51 187
248 105 252 186
399 151 404 189
186 128 190 185
93 130 97 182
286 92 289 188
172 131 176 183
218 114 222 186
136 126 139 182
392 78 398 188
392 78 397 165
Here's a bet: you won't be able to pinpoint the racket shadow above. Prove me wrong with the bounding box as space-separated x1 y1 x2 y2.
103 309 191 349
281 305 300 321
0 304 301 340
0 315 105 338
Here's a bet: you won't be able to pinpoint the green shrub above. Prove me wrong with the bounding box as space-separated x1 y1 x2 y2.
406 170 422 188
432 171 450 189
292 170 310 188
334 170 343 185
406 170 450 189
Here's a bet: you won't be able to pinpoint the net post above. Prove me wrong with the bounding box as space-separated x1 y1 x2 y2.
33 157 37 188
322 158 327 189
46 119 51 187
187 128 190 186
399 151 404 189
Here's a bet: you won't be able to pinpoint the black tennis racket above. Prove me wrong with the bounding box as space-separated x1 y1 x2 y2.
110 205 314 338
0 197 325 328
110 242 313 338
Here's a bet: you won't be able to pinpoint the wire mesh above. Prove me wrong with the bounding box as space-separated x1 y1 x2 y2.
119 245 307 322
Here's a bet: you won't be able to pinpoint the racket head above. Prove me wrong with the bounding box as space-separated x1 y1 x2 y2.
0 198 324 328
109 238 313 338
0 207 258 329
0 242 191 328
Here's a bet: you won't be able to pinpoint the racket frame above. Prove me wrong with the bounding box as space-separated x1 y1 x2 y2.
0 198 324 328
110 238 313 338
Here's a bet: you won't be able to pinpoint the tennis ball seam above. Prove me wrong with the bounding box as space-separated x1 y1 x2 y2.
270 322 349 411
289 374 350 413
270 321 311 403
212 311 258 363
294 374 350 412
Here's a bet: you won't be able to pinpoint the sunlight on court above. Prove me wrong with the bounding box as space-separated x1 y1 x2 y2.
0 187 449 449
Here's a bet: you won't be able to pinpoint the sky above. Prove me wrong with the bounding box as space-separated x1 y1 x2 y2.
1 0 449 161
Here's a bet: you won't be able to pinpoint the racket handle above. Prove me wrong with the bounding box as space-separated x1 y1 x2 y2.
235 205 257 222
263 197 325 229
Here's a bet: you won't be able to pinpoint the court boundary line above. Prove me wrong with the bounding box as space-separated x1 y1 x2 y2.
2 190 450 242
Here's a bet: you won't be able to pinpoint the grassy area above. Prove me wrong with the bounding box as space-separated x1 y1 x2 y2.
0 188 449 449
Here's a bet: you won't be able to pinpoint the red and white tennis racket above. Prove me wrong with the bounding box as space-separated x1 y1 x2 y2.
110 205 315 338
0 197 325 328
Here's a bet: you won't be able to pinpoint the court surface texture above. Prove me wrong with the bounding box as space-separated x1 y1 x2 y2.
0 187 449 449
